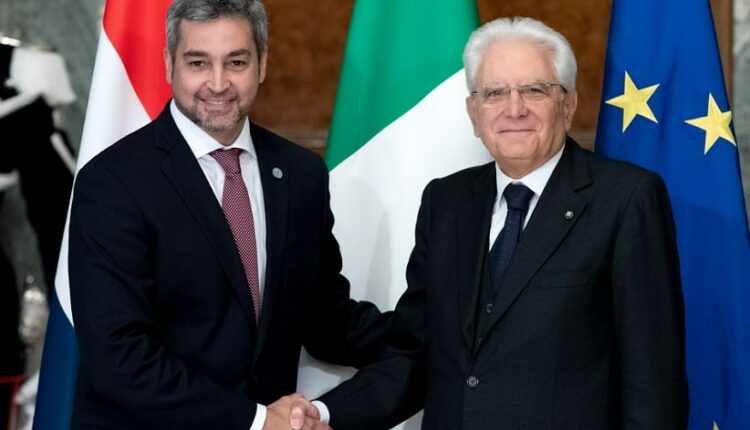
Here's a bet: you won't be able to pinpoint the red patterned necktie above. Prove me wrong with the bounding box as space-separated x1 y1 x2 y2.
210 148 261 323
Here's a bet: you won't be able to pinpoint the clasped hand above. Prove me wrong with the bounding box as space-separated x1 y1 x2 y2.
264 393 330 430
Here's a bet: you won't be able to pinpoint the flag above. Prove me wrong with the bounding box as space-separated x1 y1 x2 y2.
596 1 750 429
294 1 488 428
34 1 172 427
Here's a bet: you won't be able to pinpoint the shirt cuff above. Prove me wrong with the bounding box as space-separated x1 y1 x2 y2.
249 404 267 430
311 400 330 424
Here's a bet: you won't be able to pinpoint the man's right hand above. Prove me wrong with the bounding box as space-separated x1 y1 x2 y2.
289 396 326 430
264 394 330 430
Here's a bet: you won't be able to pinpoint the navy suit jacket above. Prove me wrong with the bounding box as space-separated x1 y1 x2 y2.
69 105 388 429
320 139 689 429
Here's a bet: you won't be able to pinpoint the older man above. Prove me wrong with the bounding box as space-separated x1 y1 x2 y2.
293 16 689 430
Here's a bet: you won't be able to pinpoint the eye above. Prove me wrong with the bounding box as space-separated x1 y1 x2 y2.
188 60 206 68
229 60 247 68
485 88 508 99
525 85 547 95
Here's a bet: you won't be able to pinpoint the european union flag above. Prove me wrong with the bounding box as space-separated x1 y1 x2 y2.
596 1 750 429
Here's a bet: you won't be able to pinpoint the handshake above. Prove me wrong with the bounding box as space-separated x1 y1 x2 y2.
264 393 331 430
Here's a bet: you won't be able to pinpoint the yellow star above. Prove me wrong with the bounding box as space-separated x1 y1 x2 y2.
606 71 660 132
685 93 736 154
714 422 719 430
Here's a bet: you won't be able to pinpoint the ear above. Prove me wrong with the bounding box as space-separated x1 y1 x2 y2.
466 96 480 137
164 48 173 85
258 49 268 84
563 89 578 131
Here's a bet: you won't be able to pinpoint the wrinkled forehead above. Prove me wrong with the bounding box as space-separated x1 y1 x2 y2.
176 17 256 52
476 38 557 86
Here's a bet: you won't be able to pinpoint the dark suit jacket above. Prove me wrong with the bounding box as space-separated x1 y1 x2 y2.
320 139 689 429
68 105 388 429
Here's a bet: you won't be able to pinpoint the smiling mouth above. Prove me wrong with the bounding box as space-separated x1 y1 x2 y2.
500 129 534 133
201 98 235 105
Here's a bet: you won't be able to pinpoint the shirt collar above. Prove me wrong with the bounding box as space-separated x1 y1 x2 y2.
494 143 565 198
170 99 256 160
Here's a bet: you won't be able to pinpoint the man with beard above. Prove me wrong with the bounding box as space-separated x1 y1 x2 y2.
68 1 388 429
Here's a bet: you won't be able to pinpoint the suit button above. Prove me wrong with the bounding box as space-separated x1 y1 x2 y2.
466 376 479 388
485 303 493 314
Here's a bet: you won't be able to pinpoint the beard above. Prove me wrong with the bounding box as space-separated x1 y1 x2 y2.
175 90 251 135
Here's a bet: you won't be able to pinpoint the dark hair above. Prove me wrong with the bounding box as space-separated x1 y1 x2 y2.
166 0 268 58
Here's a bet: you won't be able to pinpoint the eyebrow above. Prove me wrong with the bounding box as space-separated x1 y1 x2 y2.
227 49 252 57
482 79 551 87
182 49 252 58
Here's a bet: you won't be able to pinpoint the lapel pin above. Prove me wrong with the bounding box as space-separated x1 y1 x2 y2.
564 210 574 220
272 167 283 179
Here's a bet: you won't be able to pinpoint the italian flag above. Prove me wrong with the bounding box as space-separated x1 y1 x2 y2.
296 1 488 428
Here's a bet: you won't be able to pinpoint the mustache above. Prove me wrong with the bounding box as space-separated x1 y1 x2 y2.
196 89 238 100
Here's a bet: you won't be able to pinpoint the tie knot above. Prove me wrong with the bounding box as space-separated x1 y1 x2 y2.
503 183 534 211
211 148 243 175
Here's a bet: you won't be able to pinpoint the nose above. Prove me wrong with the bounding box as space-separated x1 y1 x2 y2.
207 64 230 93
504 89 528 118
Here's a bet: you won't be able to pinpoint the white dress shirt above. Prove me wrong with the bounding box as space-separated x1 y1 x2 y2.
315 144 566 426
488 145 564 249
169 101 269 429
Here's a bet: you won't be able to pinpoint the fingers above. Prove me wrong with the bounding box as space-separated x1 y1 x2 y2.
289 397 319 429
289 405 306 429
265 393 329 430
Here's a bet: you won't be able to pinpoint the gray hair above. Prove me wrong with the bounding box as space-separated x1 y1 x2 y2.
463 17 577 92
166 0 268 59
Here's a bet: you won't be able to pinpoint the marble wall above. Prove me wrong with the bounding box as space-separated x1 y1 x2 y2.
1 0 102 148
1 0 103 372
1 0 102 303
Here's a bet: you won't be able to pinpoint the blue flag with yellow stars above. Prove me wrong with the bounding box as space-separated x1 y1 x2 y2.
596 1 750 429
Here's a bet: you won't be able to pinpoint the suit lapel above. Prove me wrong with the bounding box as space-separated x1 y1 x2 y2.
154 109 258 329
456 163 496 351
483 140 591 335
249 124 289 366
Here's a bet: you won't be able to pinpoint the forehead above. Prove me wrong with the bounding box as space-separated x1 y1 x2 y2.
475 38 556 85
177 17 256 52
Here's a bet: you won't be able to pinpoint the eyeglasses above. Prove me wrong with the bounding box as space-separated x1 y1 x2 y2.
471 82 567 107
